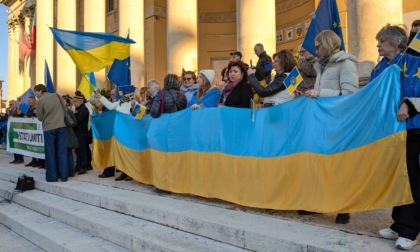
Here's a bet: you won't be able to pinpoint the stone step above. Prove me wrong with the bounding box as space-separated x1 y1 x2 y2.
0 223 45 252
0 165 397 252
0 179 246 252
0 198 129 252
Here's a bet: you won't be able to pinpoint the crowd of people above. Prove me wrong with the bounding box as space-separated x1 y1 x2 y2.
5 20 420 250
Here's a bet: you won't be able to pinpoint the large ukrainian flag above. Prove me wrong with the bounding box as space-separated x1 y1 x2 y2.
50 28 135 73
92 65 412 213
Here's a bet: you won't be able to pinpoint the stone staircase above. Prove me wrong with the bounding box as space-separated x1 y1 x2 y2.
0 154 402 251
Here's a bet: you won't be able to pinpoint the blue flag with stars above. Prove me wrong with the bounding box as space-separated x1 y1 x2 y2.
107 34 131 86
302 0 345 57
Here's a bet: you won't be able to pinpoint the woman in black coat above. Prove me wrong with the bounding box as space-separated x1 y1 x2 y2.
219 61 253 108
151 74 187 118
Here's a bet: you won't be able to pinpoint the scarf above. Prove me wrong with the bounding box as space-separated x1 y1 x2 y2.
221 78 242 105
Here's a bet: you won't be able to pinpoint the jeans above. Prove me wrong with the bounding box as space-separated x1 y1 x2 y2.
44 127 68 181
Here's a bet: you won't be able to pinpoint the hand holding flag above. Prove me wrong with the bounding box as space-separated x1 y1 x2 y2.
283 67 303 94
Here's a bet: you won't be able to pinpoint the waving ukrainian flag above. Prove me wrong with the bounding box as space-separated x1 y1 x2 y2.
50 28 135 73
77 72 97 98
91 65 412 213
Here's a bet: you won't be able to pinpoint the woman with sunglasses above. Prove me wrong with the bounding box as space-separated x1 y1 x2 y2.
305 30 358 98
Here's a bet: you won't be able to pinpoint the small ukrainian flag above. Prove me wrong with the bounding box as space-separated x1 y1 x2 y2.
409 31 420 53
283 66 303 94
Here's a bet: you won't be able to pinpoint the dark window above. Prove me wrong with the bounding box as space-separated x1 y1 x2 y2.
107 0 115 12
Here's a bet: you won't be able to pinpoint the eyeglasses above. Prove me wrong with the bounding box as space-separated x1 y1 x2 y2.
315 44 322 50
183 78 192 81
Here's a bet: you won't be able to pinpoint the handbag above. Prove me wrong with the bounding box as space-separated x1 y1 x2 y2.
15 174 35 191
56 94 77 127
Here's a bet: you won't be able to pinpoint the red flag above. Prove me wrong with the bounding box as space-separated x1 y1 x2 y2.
30 9 36 61
18 22 32 72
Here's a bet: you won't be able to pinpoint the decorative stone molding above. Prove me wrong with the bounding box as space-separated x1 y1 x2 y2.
6 15 19 30
199 12 236 23
276 0 311 14
21 0 35 18
0 0 18 7
145 5 167 19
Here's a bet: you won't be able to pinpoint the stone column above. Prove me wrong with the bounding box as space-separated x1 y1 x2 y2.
84 0 106 88
56 0 77 95
166 0 198 74
347 0 403 86
14 25 24 99
35 0 54 86
119 0 145 87
7 27 16 101
237 0 276 65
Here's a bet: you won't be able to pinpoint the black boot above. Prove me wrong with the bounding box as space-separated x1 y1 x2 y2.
115 172 127 181
335 213 350 224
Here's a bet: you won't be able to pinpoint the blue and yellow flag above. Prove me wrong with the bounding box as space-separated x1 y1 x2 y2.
77 72 97 98
283 67 303 93
18 87 35 115
50 28 135 74
44 61 55 93
409 31 420 53
302 0 345 57
91 65 411 213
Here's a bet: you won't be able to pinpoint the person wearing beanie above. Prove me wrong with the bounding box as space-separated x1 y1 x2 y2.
73 95 90 175
188 69 221 109
180 70 200 103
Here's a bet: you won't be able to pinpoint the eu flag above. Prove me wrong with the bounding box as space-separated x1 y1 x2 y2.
107 57 131 86
283 67 303 94
302 0 345 57
44 60 55 93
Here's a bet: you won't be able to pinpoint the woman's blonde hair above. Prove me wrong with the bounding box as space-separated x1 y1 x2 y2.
196 73 211 101
315 30 341 56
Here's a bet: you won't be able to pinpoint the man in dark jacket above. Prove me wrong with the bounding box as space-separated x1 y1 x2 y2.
73 95 90 175
7 100 24 164
24 95 45 168
145 79 160 115
254 43 273 83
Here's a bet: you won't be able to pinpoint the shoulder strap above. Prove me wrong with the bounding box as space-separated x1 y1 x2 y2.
55 93 66 113
160 90 164 113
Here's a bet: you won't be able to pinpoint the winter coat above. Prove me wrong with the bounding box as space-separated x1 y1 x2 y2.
180 83 200 103
35 93 66 131
257 51 273 83
220 79 253 108
298 56 317 91
75 103 89 134
188 88 221 108
249 72 294 106
151 88 187 118
314 51 359 97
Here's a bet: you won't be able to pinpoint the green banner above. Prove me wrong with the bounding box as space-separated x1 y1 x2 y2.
7 117 45 159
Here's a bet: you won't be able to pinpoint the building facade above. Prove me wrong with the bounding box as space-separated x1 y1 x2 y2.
1 0 419 101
